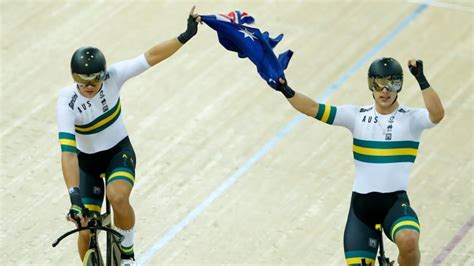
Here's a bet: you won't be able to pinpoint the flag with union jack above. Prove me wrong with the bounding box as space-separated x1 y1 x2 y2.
202 11 293 88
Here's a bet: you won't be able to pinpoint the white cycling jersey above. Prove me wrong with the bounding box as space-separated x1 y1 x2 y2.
57 54 150 154
315 103 435 193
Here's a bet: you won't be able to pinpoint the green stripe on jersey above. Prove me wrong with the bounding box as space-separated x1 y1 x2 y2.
352 138 419 163
353 152 416 163
58 132 77 153
75 99 121 135
353 138 419 149
59 132 75 140
315 104 337 124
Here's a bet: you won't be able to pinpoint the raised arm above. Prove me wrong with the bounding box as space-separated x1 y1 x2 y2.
144 6 201 66
408 59 445 124
288 92 319 117
275 78 319 118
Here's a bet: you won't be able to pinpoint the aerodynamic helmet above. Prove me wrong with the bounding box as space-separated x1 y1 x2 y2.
368 57 403 92
70 46 106 84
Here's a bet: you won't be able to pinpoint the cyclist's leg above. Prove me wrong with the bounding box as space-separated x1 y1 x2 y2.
383 191 420 266
78 167 105 260
344 194 378 266
106 146 136 260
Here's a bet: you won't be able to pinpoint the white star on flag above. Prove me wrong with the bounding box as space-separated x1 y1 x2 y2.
239 28 256 41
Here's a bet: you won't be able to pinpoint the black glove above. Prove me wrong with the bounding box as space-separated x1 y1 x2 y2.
274 78 295 98
409 60 430 90
177 15 198 44
68 187 88 222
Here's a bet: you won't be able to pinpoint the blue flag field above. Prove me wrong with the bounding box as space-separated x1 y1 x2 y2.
201 11 293 88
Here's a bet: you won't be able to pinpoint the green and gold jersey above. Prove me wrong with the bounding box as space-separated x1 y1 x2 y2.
57 54 150 154
315 103 436 193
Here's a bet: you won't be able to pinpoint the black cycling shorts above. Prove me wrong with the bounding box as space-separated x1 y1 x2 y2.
343 191 420 265
77 137 136 215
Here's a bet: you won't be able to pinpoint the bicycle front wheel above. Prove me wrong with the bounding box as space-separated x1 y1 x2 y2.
111 238 122 266
83 249 101 266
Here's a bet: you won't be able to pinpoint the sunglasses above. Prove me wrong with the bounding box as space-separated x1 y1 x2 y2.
368 77 402 92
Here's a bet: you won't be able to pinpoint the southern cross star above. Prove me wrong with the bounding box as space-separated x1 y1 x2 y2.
239 28 256 41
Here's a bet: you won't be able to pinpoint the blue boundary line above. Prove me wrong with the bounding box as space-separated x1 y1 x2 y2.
138 3 430 265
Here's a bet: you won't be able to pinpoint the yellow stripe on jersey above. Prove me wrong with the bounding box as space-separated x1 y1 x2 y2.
59 139 76 147
352 138 419 163
58 132 77 153
315 104 337 124
353 145 418 156
321 104 331 123
75 99 121 135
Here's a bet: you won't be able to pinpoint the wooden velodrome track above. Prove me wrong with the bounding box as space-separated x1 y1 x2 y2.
1 0 473 265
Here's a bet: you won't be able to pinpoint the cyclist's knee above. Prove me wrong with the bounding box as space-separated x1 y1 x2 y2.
395 229 419 253
107 186 131 209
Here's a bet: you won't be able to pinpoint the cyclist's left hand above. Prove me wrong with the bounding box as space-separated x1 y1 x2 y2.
66 212 89 228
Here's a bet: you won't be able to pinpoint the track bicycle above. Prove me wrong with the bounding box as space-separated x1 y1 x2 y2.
52 199 124 266
362 224 395 266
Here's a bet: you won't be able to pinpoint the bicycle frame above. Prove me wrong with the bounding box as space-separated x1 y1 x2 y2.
52 199 123 266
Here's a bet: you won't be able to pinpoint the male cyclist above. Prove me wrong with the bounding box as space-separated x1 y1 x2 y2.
56 7 201 265
270 58 444 266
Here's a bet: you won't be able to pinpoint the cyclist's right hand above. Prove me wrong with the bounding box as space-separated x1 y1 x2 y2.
66 187 89 227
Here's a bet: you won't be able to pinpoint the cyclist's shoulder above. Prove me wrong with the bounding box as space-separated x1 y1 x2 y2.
58 84 77 98
334 104 368 116
356 104 374 113
397 105 423 114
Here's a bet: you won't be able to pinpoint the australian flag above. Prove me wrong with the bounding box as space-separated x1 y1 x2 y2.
202 11 293 88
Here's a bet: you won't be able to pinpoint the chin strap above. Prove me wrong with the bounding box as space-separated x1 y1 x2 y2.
391 95 398 106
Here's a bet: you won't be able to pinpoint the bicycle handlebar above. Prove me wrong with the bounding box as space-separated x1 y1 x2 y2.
52 219 124 247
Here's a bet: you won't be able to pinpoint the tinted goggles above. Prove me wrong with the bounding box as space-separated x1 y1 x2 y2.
72 71 105 86
368 77 402 92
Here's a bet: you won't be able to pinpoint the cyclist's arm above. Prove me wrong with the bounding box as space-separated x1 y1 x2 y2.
61 151 80 189
57 91 80 190
287 92 319 118
274 79 357 130
145 7 200 66
144 38 184 67
421 87 444 124
408 59 444 124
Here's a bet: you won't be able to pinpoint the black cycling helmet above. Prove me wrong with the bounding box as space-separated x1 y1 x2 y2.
368 57 403 92
70 46 106 83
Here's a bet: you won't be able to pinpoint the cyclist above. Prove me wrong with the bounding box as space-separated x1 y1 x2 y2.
269 58 444 266
56 7 201 265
